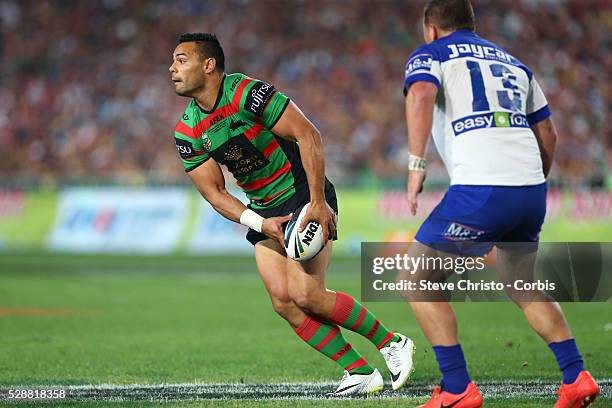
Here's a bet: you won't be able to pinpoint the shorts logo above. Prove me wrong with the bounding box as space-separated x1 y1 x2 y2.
406 53 433 76
245 81 276 117
452 112 528 136
202 133 212 151
443 222 485 241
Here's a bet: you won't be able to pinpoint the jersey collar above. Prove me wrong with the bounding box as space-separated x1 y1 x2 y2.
195 74 226 114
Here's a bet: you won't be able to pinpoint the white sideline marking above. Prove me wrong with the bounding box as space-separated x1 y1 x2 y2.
0 380 609 402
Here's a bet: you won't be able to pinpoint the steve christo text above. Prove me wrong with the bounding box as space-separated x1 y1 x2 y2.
372 279 556 293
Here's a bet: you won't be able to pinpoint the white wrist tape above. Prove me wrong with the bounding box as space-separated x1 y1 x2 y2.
240 209 264 233
408 154 427 171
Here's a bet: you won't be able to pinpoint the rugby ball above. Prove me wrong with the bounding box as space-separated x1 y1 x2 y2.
284 203 325 261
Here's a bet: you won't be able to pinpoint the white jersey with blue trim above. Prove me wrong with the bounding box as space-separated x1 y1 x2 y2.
404 30 551 186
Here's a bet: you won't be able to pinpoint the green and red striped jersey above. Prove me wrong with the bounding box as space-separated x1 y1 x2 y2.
173 73 306 209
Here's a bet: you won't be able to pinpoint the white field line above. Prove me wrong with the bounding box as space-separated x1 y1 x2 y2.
0 380 609 402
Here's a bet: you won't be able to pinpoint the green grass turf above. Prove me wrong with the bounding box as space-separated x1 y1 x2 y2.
0 254 610 407
0 398 567 407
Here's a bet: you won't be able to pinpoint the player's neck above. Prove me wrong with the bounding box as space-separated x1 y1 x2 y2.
434 29 456 41
193 72 224 112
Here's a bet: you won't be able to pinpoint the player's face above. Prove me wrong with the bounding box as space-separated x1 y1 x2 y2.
169 42 206 97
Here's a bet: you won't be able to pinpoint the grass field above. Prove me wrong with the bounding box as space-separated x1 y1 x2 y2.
0 254 610 407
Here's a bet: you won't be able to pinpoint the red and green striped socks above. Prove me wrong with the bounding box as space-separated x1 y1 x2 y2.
294 316 374 375
329 292 400 349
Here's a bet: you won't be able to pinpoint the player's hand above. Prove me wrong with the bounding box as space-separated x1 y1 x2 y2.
262 213 293 245
299 199 337 244
407 170 426 216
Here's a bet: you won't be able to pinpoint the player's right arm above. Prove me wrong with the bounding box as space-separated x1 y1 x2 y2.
187 160 248 223
405 82 437 216
403 45 441 215
187 160 291 244
174 116 290 244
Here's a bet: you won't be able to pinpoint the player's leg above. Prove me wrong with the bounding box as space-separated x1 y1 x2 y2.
254 239 306 327
403 243 474 399
496 247 599 406
495 181 598 407
286 242 415 390
284 242 375 374
287 242 401 350
497 248 572 342
255 238 381 393
407 186 491 407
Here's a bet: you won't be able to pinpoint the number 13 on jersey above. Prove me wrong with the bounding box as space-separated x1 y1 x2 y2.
466 60 522 113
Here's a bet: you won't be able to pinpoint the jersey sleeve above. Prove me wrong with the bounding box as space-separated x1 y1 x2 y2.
173 120 210 172
525 76 551 125
403 45 442 95
241 80 290 129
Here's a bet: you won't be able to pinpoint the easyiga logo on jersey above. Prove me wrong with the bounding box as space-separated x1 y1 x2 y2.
447 43 513 63
406 53 433 75
443 222 485 241
452 112 529 136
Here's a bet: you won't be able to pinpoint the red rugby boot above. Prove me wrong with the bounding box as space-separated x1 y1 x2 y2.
417 382 483 408
554 370 599 408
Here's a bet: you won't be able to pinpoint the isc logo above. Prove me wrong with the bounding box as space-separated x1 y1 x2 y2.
301 222 320 246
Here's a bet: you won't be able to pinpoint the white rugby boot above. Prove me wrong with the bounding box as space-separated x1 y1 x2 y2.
329 368 384 396
380 333 415 390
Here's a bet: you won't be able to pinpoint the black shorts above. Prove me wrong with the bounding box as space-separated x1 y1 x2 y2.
246 178 338 246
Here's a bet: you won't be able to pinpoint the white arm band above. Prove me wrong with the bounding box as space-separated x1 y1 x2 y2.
240 209 264 233
408 154 427 171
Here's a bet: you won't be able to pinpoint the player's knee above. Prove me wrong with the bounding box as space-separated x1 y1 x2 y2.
270 297 295 318
291 286 323 314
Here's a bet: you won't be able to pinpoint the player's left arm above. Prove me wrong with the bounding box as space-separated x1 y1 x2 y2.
271 101 336 243
531 117 557 178
526 76 556 178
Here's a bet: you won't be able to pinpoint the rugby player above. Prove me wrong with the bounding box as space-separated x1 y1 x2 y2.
402 1 600 407
169 33 414 395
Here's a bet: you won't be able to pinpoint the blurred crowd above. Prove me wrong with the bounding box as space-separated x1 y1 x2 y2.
0 0 609 188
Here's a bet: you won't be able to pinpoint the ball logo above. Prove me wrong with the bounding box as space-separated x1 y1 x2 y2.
284 204 325 261
301 222 320 246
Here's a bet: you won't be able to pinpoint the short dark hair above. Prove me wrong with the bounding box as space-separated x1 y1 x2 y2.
178 33 225 71
424 0 475 32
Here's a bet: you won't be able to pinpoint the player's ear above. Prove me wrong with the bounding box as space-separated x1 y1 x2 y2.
431 24 440 42
423 22 436 44
203 57 217 74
